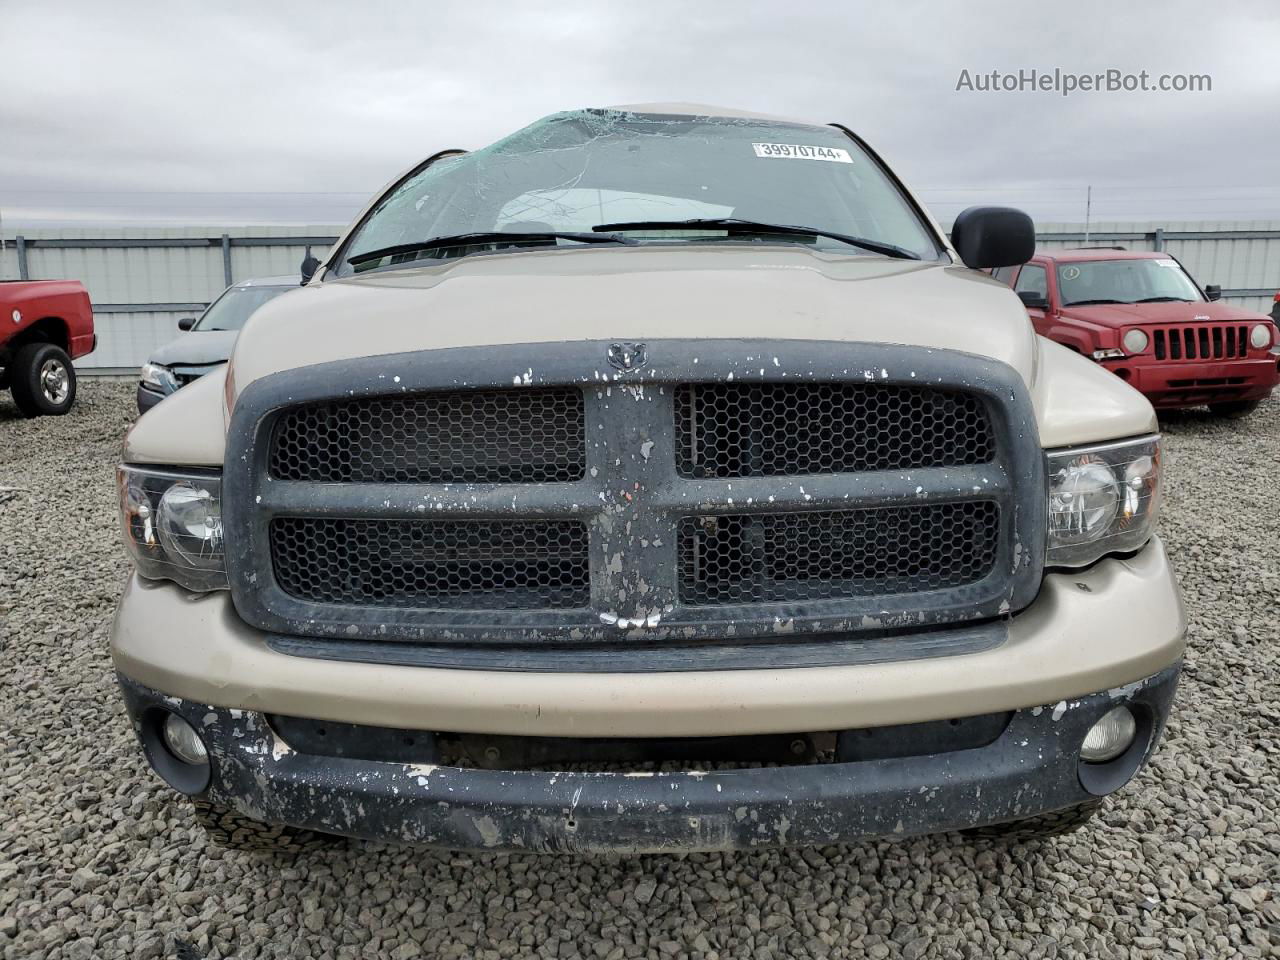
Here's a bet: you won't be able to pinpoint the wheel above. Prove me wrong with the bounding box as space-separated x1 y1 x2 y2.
9 342 77 417
1207 398 1262 419
964 800 1102 842
190 800 338 853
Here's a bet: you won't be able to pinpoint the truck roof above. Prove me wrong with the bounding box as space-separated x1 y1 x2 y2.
232 275 298 289
606 102 823 126
1036 249 1169 263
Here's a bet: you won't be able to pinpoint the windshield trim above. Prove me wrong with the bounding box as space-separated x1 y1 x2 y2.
827 122 948 262
340 233 933 280
323 147 469 282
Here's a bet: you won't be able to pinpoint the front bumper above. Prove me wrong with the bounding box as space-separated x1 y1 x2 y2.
111 537 1186 738
1109 356 1279 408
136 383 170 414
118 664 1180 852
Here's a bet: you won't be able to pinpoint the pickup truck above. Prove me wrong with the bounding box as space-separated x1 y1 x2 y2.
995 249 1279 416
0 279 94 416
112 104 1185 854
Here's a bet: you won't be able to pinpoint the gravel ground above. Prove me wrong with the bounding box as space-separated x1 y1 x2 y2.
1 379 1277 960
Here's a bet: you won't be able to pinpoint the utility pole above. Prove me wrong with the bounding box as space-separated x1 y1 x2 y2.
1083 185 1092 244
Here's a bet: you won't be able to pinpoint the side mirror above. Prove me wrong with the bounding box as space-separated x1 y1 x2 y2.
1017 291 1049 310
1204 284 1222 302
177 318 196 331
300 245 320 285
950 206 1036 269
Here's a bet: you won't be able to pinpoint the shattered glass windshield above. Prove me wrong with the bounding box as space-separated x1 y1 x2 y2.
337 109 943 274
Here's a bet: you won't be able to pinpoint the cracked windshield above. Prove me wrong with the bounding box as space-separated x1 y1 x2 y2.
339 109 942 274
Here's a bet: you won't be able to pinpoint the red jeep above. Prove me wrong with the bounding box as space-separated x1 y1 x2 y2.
996 250 1280 416
0 280 95 416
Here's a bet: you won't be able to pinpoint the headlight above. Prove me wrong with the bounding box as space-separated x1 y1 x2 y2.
1046 436 1161 568
1122 329 1149 354
140 362 179 393
1250 323 1273 349
118 466 227 591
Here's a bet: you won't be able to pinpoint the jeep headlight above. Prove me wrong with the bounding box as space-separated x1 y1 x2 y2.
118 466 227 591
1046 436 1161 568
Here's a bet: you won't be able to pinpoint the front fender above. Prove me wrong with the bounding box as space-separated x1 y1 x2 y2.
1030 336 1156 448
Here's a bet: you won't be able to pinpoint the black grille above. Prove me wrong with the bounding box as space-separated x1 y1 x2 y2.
270 388 586 483
1152 325 1248 361
678 502 1000 605
674 383 994 478
270 517 590 610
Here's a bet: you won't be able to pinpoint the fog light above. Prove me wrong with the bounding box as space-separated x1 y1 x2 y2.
1081 706 1137 763
162 713 209 766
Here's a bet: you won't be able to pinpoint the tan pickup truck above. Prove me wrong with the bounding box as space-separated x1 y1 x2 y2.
112 104 1184 853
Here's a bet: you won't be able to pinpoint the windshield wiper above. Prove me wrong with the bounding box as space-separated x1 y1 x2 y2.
591 219 921 260
347 231 637 267
1064 298 1128 306
1133 296 1193 303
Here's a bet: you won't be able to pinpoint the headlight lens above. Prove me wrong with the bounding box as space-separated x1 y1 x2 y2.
1250 323 1273 349
1046 436 1161 568
140 362 179 393
1122 329 1149 354
118 466 227 591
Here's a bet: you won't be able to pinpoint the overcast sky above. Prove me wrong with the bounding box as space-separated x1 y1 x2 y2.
3 0 1279 228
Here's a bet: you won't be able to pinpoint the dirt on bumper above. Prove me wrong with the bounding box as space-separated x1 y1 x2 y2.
118 665 1180 853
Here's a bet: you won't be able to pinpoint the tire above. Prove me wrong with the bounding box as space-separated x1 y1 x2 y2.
8 342 77 417
190 800 338 853
1207 398 1262 419
964 800 1102 842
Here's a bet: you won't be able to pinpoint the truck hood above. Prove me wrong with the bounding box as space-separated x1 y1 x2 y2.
1064 299 1269 328
228 245 1037 400
149 330 239 368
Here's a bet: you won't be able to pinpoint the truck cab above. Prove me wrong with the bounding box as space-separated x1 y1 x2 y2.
995 249 1280 416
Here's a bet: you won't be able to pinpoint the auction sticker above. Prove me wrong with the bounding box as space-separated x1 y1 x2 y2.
753 142 852 163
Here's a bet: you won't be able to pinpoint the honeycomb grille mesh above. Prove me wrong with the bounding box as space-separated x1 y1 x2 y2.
270 388 586 484
678 502 1000 605
674 383 994 478
270 518 590 610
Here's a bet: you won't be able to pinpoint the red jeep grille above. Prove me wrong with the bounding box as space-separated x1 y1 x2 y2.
1152 325 1249 361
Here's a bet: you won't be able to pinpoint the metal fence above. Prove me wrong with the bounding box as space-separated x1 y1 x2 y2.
2 221 1277 373
0 226 339 371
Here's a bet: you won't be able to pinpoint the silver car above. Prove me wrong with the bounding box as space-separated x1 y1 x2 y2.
136 275 297 413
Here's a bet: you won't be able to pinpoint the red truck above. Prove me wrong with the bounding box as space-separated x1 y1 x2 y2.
0 280 95 417
996 249 1280 416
